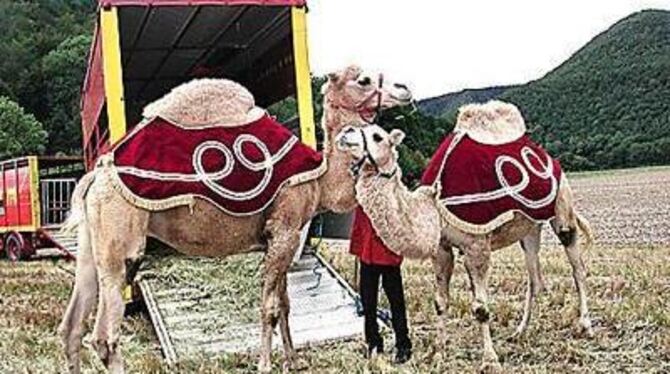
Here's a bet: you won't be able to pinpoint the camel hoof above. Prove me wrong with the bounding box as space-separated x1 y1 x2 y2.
579 318 594 338
479 360 502 374
258 359 272 374
284 354 307 372
282 351 301 373
507 330 523 342
508 322 529 342
472 304 490 323
109 362 126 374
91 340 110 367
433 300 444 316
282 360 291 373
437 331 450 347
66 364 81 374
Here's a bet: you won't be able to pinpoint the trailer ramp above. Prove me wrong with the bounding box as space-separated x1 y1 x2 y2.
139 251 364 364
36 228 78 260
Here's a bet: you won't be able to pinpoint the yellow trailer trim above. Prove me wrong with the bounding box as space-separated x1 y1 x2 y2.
291 6 316 149
101 7 127 143
28 156 40 230
0 225 39 234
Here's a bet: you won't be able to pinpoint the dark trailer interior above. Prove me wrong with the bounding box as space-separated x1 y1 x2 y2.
81 0 314 169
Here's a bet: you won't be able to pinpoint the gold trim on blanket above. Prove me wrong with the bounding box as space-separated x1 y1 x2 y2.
436 203 516 235
100 154 328 216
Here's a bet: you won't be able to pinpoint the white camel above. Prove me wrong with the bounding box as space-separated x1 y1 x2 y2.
58 65 412 373
335 101 594 372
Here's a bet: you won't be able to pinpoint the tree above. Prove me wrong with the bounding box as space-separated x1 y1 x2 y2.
42 35 92 154
419 10 670 172
0 97 47 158
0 0 93 153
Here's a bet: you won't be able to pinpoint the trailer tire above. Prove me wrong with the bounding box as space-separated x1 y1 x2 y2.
4 232 28 262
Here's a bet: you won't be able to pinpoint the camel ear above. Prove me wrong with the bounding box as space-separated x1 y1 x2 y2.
325 72 345 90
320 81 330 94
390 129 405 146
343 65 362 81
327 72 341 84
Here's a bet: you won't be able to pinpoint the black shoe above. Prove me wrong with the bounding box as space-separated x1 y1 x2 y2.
394 347 412 364
367 343 384 358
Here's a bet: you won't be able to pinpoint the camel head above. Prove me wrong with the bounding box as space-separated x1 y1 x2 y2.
335 124 405 177
322 65 413 123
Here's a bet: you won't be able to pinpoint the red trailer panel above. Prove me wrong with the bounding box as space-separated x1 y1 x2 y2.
0 157 39 233
81 29 109 169
0 156 83 261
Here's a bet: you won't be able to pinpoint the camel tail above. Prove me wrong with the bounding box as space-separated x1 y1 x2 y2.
61 171 96 236
576 213 594 249
58 172 98 373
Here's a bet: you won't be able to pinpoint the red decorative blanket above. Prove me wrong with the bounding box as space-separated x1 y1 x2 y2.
111 115 324 216
421 133 562 231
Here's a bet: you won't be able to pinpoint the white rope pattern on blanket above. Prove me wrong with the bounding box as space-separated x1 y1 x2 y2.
441 146 557 209
115 135 299 201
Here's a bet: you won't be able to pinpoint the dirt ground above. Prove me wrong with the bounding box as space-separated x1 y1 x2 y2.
1 167 669 373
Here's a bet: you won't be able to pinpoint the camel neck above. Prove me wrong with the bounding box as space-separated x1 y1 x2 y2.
355 168 441 260
317 104 367 213
356 171 398 197
321 99 365 154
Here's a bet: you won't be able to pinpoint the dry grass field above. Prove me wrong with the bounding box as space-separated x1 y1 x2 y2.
1 167 669 373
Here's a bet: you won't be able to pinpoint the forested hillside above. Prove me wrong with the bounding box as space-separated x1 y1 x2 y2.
419 10 670 171
0 0 93 156
502 10 670 170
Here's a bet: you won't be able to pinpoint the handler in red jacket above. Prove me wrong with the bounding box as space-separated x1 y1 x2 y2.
350 207 412 364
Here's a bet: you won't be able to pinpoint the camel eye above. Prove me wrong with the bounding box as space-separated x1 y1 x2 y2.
358 77 371 86
372 133 383 143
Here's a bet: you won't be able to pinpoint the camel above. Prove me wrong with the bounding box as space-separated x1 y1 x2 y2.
58 65 413 374
335 101 594 372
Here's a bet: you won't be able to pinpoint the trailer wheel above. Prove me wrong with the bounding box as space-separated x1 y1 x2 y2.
5 232 27 262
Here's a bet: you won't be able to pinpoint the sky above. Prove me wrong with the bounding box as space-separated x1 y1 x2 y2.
307 0 670 99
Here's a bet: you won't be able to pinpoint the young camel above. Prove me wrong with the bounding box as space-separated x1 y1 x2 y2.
335 104 594 372
58 65 413 374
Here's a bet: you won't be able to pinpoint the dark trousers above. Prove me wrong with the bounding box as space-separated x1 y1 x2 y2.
359 262 411 350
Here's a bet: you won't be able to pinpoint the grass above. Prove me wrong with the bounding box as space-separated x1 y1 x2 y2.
141 251 264 328
1 241 669 373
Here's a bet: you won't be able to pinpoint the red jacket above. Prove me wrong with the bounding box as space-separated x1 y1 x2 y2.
349 207 403 266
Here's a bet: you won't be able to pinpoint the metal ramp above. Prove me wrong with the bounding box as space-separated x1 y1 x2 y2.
37 228 78 260
139 251 365 364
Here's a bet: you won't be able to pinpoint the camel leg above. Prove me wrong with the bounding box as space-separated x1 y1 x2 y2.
59 224 97 374
277 274 296 372
91 283 108 363
551 220 593 337
90 258 144 371
91 255 146 373
463 239 501 373
432 242 454 344
511 225 543 339
259 225 300 373
92 267 126 374
86 188 148 374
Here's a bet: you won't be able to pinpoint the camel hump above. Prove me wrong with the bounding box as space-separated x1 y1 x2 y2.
454 100 526 145
142 78 264 128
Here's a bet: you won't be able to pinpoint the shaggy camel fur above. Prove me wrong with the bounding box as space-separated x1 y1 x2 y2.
58 65 412 374
336 102 594 372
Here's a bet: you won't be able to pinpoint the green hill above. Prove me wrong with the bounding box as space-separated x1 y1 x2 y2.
418 86 514 117
418 9 670 171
